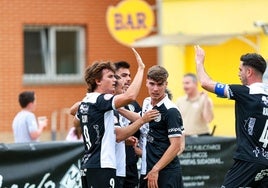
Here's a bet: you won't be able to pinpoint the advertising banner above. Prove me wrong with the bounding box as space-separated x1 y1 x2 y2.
180 136 236 188
0 141 84 188
0 137 236 187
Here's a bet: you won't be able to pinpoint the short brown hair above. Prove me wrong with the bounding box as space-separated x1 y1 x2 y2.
18 91 35 108
147 65 169 83
241 53 267 75
84 61 115 92
114 61 130 71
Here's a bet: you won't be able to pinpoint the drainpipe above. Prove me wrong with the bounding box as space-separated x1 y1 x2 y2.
156 0 163 66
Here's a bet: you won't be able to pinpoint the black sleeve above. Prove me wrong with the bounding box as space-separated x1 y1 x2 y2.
228 84 249 102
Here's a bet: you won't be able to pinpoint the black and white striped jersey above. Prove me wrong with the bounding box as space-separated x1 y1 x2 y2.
76 92 116 170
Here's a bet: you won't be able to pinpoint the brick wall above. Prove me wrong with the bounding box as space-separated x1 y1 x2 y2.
0 0 157 142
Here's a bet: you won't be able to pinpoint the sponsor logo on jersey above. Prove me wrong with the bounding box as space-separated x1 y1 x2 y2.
168 127 182 133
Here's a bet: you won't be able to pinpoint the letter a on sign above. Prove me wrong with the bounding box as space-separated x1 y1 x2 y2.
106 0 155 46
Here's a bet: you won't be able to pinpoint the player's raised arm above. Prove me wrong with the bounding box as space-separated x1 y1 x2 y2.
114 48 145 109
194 45 227 97
115 109 159 142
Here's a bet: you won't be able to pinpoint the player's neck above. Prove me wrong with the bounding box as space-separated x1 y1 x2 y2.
22 106 33 112
151 94 166 106
94 87 114 94
247 77 263 85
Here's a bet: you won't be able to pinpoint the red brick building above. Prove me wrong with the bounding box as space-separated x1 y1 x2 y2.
0 0 156 142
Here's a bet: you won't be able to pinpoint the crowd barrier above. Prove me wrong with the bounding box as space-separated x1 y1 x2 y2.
180 136 236 187
0 141 84 188
0 136 236 188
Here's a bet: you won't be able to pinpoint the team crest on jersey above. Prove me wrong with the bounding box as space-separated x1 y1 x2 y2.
128 104 135 112
104 94 113 100
154 114 161 122
80 104 89 113
261 96 268 106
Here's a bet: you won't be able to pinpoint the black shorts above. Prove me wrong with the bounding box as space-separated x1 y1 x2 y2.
81 168 116 188
222 159 268 188
158 169 183 188
123 163 139 188
138 170 183 188
116 176 125 188
139 174 147 188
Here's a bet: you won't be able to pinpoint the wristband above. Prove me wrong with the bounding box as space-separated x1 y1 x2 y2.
215 83 226 97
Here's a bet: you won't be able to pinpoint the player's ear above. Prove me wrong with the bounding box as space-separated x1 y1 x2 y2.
247 67 254 77
96 78 101 86
146 79 149 87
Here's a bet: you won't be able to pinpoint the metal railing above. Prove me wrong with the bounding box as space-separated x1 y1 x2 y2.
51 108 73 141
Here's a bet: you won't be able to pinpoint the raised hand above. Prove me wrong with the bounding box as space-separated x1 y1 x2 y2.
194 45 205 65
132 48 145 69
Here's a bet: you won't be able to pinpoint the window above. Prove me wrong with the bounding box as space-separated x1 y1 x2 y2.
23 26 85 84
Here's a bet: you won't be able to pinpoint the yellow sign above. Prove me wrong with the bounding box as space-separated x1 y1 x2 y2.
106 0 155 46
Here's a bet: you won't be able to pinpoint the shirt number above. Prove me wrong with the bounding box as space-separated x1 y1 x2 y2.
110 178 115 188
259 120 268 148
83 125 91 150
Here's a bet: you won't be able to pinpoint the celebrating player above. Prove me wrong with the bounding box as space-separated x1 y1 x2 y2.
74 48 159 188
194 45 268 187
143 65 185 188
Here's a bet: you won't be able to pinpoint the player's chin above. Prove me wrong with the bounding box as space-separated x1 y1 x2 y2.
122 87 128 92
151 95 160 100
109 88 116 94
